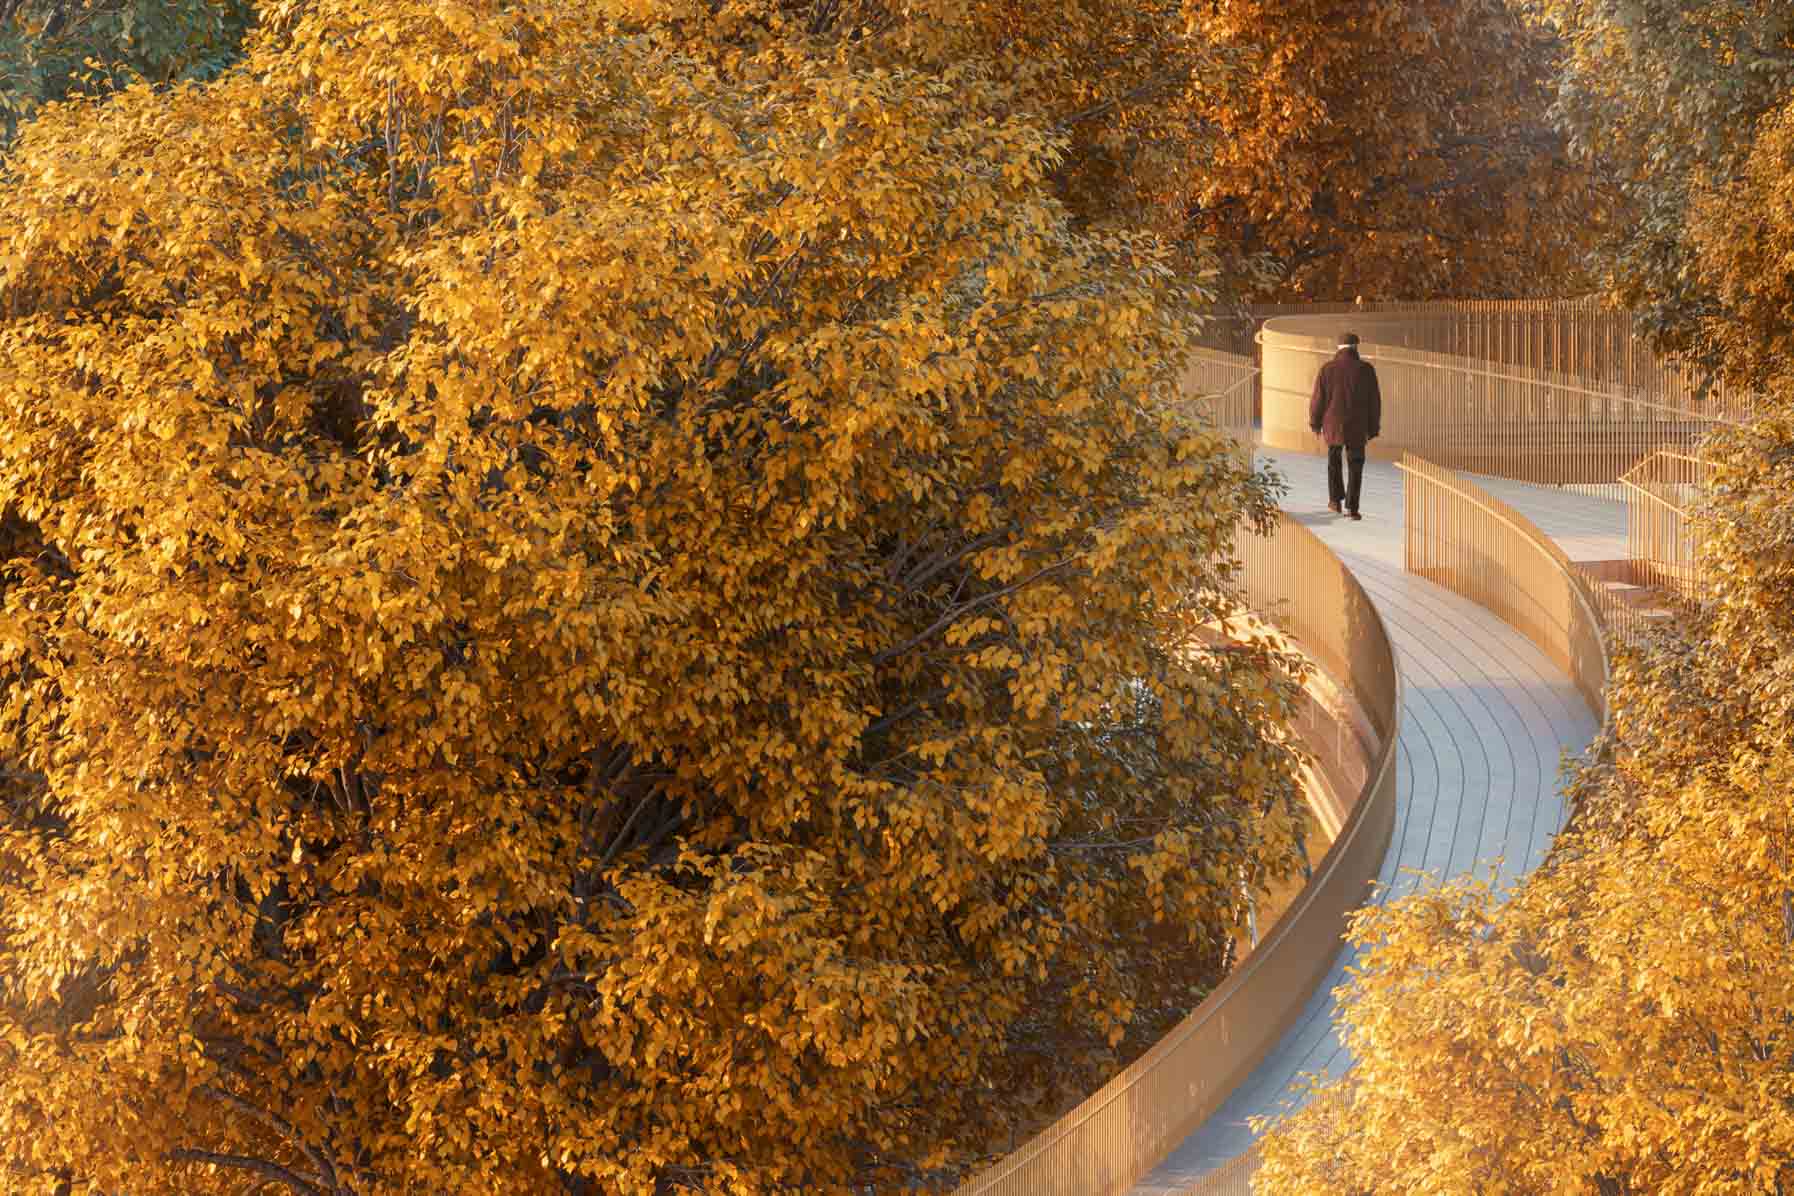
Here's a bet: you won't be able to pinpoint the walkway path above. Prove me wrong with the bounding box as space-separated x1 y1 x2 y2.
1132 452 1623 1191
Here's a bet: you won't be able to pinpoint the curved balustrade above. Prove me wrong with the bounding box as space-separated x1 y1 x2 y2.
950 515 1399 1196
1621 450 1712 596
949 309 1662 1196
1176 348 1259 460
1178 1146 1259 1195
1398 453 1611 726
1260 313 1738 485
1251 300 1753 419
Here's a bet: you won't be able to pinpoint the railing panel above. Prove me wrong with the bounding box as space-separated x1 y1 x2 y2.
1247 299 1751 422
1176 348 1259 467
951 516 1399 1196
1398 454 1610 723
1258 311 1745 487
1181 1146 1259 1195
1621 451 1711 596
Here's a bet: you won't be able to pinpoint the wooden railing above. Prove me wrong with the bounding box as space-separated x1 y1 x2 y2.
950 515 1400 1196
1259 313 1744 486
1398 454 1611 722
1620 450 1711 596
1251 298 1752 420
1177 348 1259 465
1178 1145 1259 1194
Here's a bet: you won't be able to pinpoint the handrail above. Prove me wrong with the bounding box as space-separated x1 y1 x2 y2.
1618 478 1689 516
1188 347 1262 365
1257 316 1737 487
1212 371 1258 399
1176 349 1260 467
1626 449 1707 469
1175 365 1259 404
1181 1144 1263 1195
1274 338 1735 425
1616 450 1711 598
951 514 1401 1196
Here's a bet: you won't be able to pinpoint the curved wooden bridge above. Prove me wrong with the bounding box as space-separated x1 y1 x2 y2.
1132 452 1617 1192
954 302 1729 1196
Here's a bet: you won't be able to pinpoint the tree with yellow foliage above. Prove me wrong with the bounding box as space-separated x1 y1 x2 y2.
739 0 1613 302
1527 0 1794 353
1184 0 1612 299
1688 96 1794 393
0 1 1308 1191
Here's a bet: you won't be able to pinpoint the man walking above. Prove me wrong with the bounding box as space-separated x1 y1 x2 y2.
1309 331 1381 519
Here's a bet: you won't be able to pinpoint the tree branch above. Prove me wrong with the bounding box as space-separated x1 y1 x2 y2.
1054 70 1184 130
873 558 1076 665
167 1149 326 1196
196 1085 343 1194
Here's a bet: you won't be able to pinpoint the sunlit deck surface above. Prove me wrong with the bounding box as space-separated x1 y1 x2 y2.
1132 450 1622 1191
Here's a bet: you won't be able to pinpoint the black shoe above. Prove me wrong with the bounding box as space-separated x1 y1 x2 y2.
1327 501 1342 514
1348 511 1363 521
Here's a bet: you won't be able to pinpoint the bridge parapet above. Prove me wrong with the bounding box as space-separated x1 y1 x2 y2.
1260 310 1744 486
950 513 1399 1196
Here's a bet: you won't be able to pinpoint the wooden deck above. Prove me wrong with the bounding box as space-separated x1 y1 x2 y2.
1130 451 1619 1191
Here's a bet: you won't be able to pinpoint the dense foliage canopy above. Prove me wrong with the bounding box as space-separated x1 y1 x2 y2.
0 0 1712 1191
0 0 254 145
1530 0 1794 350
1184 0 1611 299
0 1 1617 302
1688 94 1794 391
0 1 1311 1192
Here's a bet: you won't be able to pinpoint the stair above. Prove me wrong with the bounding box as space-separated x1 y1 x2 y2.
1596 580 1676 622
1574 560 1685 633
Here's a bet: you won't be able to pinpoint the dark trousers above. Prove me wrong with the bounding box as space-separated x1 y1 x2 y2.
1327 444 1366 512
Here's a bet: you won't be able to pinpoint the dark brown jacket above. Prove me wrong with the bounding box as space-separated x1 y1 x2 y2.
1309 348 1382 448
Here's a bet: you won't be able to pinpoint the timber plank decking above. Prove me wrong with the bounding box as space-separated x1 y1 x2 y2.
1131 453 1618 1192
